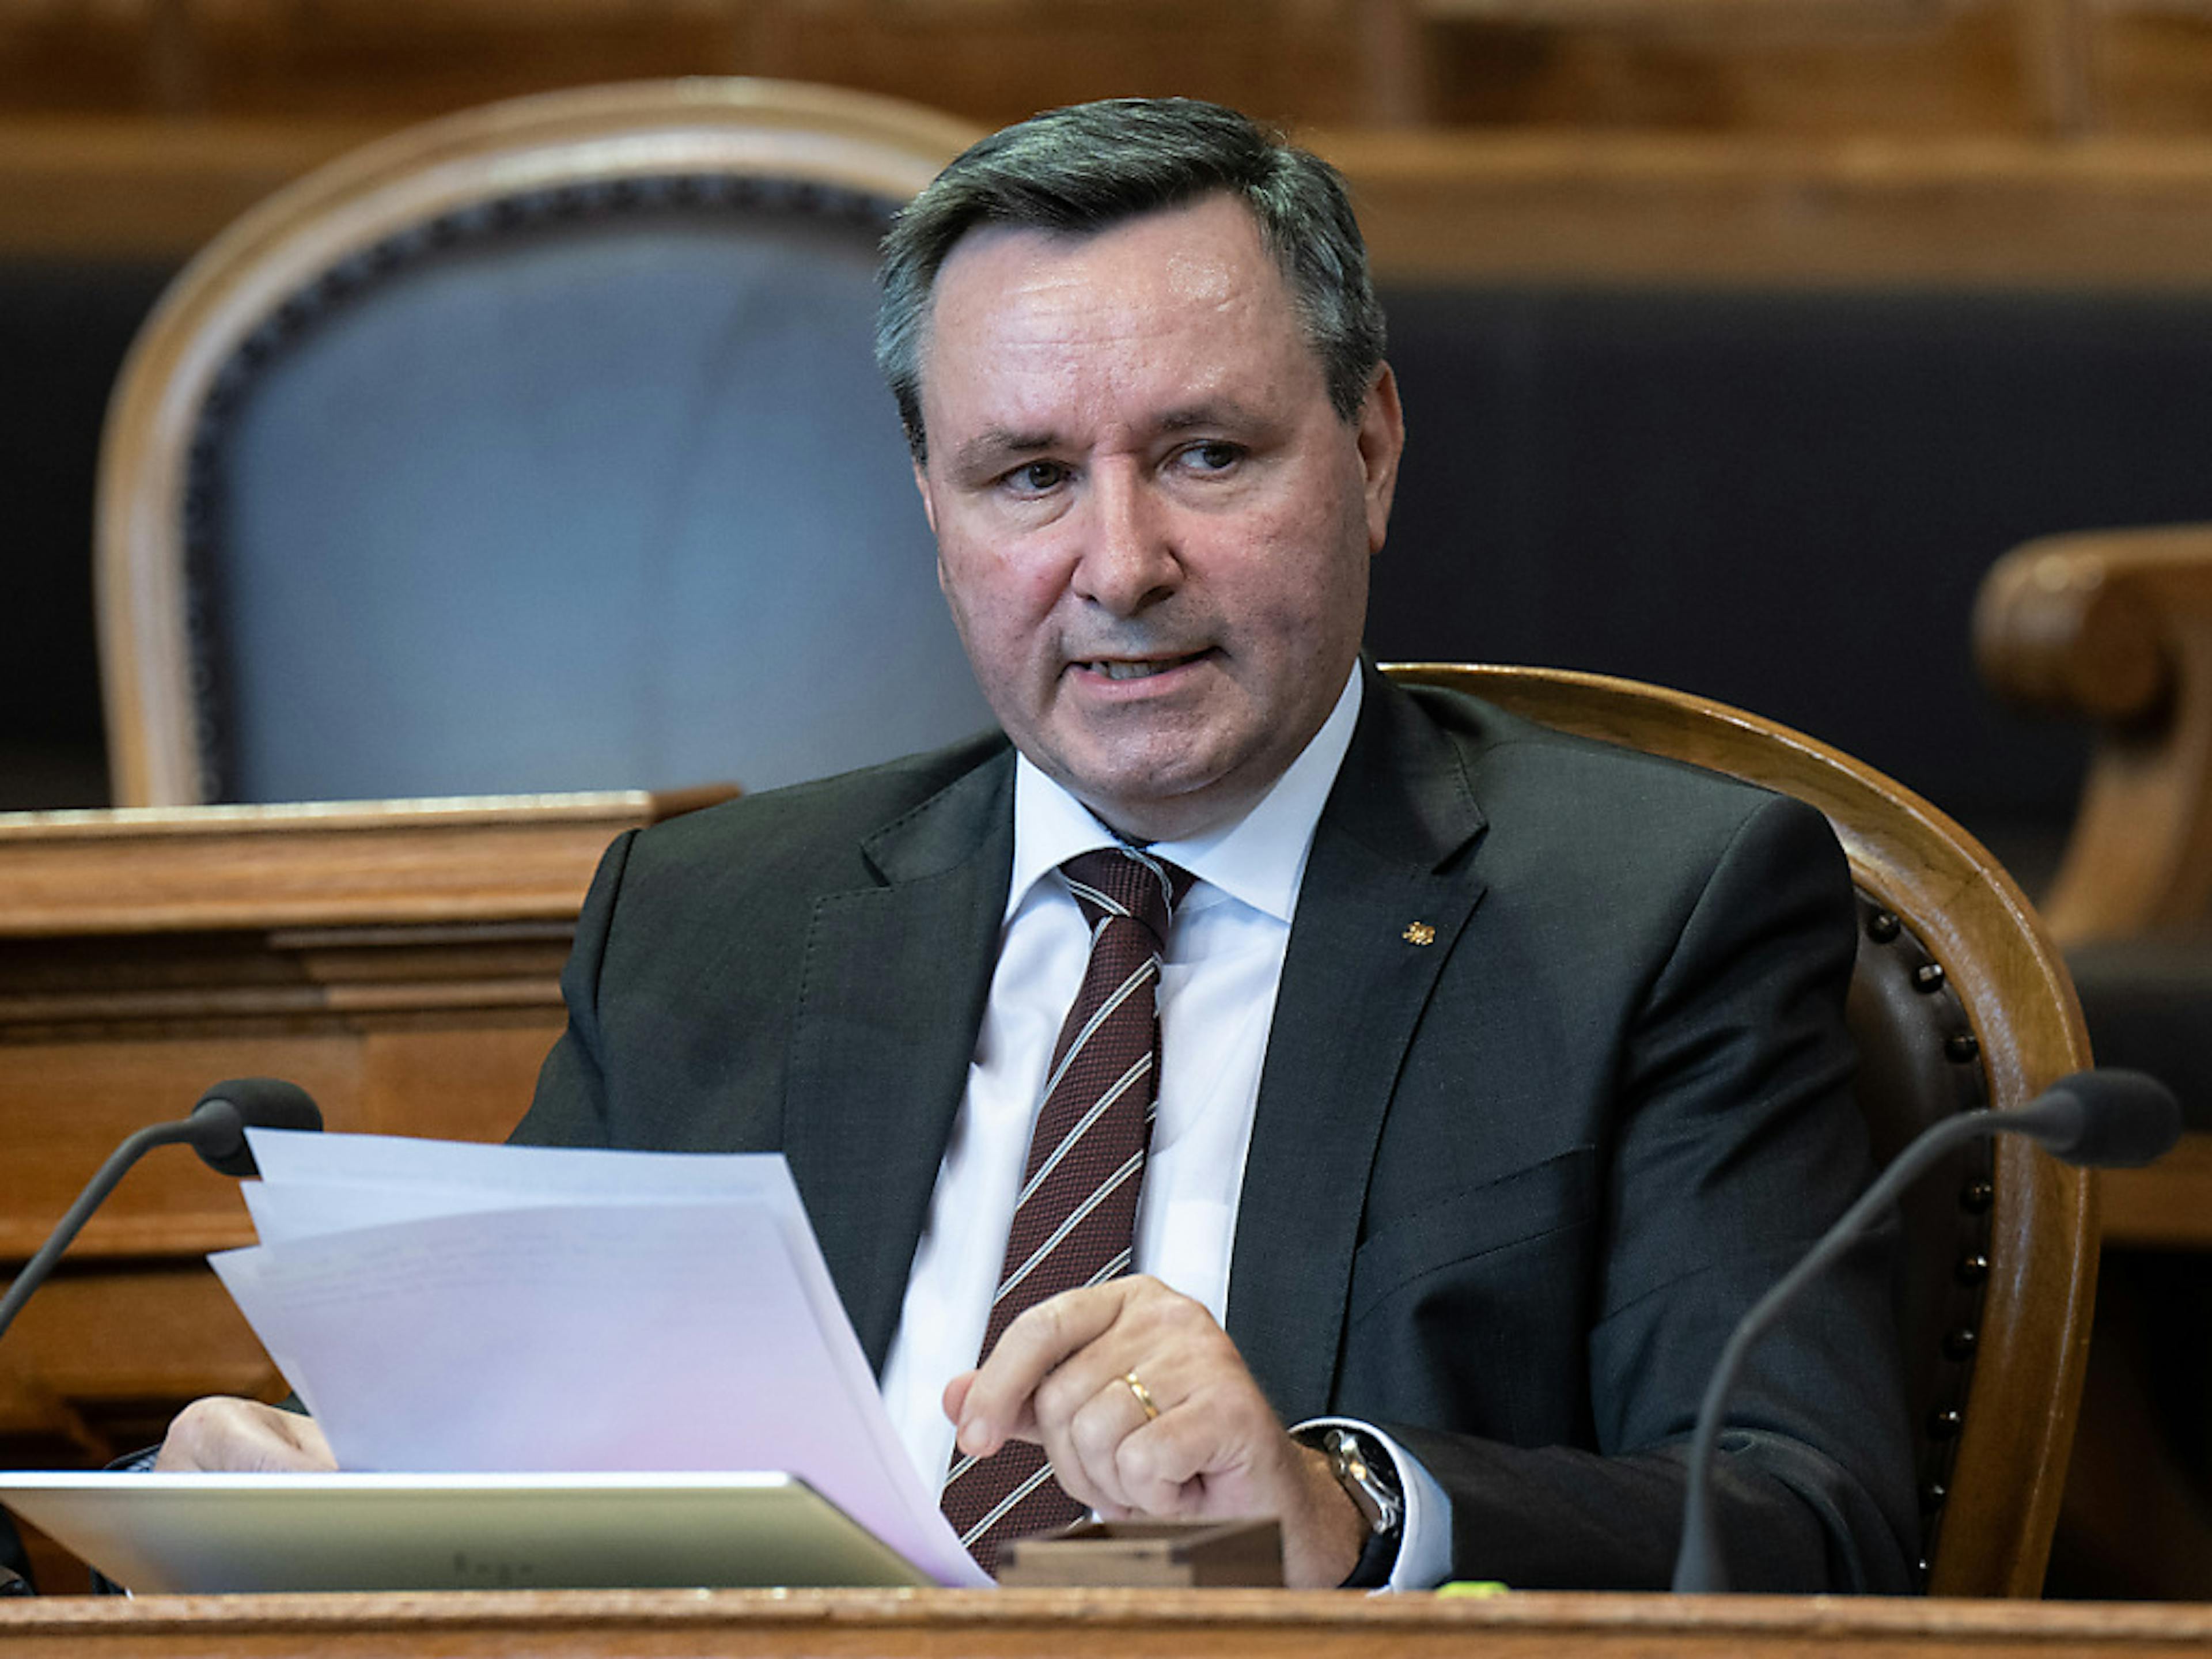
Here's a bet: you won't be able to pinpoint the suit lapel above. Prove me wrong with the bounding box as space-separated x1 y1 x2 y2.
782 749 1015 1373
1228 671 1490 1420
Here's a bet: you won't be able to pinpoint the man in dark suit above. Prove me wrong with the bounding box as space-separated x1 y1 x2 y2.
158 96 1914 1593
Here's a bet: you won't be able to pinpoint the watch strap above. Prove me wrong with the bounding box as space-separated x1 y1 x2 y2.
1296 1425 1405 1589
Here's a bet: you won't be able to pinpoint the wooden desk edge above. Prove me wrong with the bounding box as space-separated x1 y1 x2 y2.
6 1586 2212 1647
0 790 735 937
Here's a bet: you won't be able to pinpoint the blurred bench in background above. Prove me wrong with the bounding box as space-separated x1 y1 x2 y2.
0 787 727 1587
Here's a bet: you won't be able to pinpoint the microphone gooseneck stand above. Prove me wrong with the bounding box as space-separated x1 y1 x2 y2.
1671 1068 2181 1593
0 1080 322 1346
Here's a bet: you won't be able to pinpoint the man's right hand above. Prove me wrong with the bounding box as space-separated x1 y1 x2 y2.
153 1397 336 1472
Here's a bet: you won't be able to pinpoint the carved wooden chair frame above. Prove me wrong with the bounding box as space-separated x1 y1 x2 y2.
95 77 980 806
1976 525 2212 944
1384 662 2096 1597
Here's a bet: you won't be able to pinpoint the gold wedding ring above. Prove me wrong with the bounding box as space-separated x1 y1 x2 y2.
1123 1369 1160 1422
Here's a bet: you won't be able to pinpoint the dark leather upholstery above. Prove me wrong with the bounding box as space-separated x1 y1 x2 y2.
1847 894 1997 1585
184 179 988 802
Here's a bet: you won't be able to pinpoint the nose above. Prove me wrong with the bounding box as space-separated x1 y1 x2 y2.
1071 464 1180 616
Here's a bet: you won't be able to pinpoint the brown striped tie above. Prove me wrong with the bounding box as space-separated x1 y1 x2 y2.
940 845 1192 1574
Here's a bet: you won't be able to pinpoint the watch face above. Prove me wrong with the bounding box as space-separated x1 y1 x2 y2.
1323 1430 1402 1535
1335 1430 1401 1496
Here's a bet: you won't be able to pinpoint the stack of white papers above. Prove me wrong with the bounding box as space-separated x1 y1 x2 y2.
212 1129 988 1588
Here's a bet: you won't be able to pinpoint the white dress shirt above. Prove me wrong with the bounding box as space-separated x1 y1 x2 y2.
879 666 1448 1589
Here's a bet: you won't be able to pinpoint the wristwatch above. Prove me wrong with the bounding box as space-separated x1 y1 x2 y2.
1299 1425 1404 1588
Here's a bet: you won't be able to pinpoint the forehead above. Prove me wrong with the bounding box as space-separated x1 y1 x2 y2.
917 195 1312 401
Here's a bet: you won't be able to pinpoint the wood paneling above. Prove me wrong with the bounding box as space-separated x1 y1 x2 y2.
24 117 2212 289
0 119 375 257
0 791 724 1490
0 0 2210 139
2072 1141 2212 1248
1320 131 2212 286
7 1 2212 127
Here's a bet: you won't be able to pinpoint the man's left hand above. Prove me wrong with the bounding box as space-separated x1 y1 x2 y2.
944 1275 1370 1588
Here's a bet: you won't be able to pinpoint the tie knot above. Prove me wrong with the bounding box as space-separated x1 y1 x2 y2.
1061 847 1190 945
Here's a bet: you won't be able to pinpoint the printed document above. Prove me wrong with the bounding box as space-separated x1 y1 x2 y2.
210 1128 988 1587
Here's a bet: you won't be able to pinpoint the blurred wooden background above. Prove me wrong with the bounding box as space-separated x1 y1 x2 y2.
7 0 2212 271
13 0 2212 819
0 0 2197 138
10 0 2212 1603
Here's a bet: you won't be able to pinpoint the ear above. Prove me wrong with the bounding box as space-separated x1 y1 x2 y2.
1356 364 1405 558
912 457 940 540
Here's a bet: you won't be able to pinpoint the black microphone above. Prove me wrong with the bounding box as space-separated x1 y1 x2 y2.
1671 1067 2180 1594
2005 1069 2180 1168
0 1080 322 1345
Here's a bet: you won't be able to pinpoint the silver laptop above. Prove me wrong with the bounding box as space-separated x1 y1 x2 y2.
0 1471 933 1593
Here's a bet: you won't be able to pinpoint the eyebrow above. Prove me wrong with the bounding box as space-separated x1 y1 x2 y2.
1157 400 1265 434
949 429 1060 478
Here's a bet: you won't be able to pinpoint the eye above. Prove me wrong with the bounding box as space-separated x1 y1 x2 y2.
1003 459 1071 495
1176 440 1244 475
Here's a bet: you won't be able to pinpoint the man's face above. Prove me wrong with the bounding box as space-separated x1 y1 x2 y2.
912 193 1403 843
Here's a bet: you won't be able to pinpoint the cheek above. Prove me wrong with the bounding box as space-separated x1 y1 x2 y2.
1237 507 1369 635
941 544 1063 671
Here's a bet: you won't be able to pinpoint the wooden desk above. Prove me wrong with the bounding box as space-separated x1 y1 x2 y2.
0 793 724 1577
2099 1135 2212 1249
5 1587 2212 1657
5 785 2203 1603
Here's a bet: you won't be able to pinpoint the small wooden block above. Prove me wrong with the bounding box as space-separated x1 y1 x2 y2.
996 1518 1283 1588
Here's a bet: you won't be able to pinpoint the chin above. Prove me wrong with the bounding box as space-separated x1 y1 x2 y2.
1086 774 1252 843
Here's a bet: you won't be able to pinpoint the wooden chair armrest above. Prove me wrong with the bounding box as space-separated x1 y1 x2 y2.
1975 526 2212 941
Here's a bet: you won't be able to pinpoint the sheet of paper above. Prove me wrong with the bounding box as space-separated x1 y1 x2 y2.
235 1131 926 1565
213 1131 986 1588
243 1130 804 1205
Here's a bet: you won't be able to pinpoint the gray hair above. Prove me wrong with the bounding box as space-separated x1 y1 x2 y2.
876 97 1387 463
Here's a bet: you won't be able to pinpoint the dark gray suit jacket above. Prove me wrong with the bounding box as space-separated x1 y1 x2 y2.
515 666 1918 1592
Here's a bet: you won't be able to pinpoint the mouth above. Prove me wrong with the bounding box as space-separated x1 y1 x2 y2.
1073 650 1213 681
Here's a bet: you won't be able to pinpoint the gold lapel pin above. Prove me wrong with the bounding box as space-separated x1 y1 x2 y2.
1403 922 1436 946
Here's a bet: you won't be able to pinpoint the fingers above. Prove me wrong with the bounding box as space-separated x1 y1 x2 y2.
154 1397 336 1473
1058 1364 1194 1515
1052 1365 1154 1513
941 1370 978 1429
955 1283 1128 1459
957 1277 1275 1513
1028 1328 1167 1465
948 1277 1368 1584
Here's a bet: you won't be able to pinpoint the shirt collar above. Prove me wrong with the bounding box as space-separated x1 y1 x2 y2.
1007 665 1363 927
